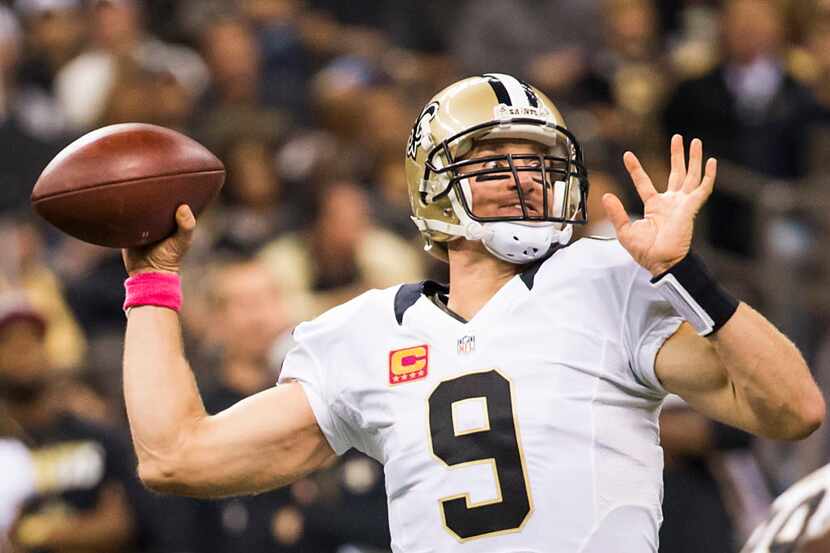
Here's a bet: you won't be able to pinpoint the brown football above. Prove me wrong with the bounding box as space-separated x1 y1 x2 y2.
31 123 225 248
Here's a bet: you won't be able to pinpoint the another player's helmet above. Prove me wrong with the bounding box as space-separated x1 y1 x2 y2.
405 74 589 263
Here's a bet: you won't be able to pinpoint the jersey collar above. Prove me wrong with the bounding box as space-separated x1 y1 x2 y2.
394 256 548 326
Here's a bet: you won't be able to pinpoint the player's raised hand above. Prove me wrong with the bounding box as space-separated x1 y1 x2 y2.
601 135 717 276
122 205 196 276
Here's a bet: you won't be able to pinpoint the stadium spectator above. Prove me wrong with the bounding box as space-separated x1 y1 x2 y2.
11 0 82 140
1 433 180 552
665 0 821 180
0 217 87 372
238 0 314 115
0 295 136 552
14 0 85 87
361 86 413 165
0 438 108 548
791 8 830 143
370 153 420 240
197 14 263 108
188 257 342 553
451 0 602 83
664 0 824 257
595 0 668 146
194 15 289 165
0 5 63 214
306 58 401 182
0 439 34 547
211 137 299 254
0 6 23 114
259 179 424 320
55 0 207 132
201 256 293 393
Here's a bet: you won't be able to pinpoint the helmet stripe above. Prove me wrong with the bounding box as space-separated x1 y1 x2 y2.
482 74 512 106
519 80 539 107
484 73 533 107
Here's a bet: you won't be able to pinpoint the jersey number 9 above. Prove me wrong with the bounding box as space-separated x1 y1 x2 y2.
428 369 533 541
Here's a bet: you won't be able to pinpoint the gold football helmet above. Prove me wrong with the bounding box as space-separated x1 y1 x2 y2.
405 74 589 263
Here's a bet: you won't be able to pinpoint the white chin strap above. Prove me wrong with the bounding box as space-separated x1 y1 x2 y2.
413 178 573 264
411 215 573 264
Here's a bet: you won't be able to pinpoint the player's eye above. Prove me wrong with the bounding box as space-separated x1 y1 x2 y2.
484 159 509 170
544 158 569 173
474 158 511 181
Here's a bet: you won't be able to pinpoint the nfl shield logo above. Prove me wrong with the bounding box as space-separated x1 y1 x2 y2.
457 335 475 354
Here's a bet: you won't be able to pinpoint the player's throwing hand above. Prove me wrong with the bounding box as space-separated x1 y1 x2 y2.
122 205 196 277
602 135 717 277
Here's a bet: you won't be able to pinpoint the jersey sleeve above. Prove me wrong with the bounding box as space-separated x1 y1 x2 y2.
277 293 381 456
279 326 353 455
621 264 684 398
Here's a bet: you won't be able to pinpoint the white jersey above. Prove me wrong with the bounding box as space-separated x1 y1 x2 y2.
741 464 830 553
279 238 683 552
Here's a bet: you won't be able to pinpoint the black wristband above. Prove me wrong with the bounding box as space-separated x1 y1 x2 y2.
650 252 739 336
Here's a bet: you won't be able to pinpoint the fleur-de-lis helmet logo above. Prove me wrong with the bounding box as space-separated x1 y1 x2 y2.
406 101 439 160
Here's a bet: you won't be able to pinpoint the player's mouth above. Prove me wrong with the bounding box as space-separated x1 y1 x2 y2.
498 203 543 217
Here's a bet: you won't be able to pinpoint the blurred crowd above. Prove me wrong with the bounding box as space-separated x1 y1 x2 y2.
2 0 830 552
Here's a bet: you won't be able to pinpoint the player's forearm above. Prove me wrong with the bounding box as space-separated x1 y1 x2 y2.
711 303 825 440
123 306 208 479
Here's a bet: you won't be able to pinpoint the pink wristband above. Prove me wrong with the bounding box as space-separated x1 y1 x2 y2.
123 272 182 313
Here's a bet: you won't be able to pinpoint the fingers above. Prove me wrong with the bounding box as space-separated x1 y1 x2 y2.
175 205 196 234
668 134 685 192
623 151 657 203
601 193 631 235
683 138 703 192
693 158 717 205
173 204 196 252
667 134 709 193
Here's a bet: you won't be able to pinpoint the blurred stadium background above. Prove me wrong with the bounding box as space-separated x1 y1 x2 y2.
1 0 830 551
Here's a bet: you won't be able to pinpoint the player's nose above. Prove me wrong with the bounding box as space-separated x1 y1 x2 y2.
513 168 543 195
509 171 547 213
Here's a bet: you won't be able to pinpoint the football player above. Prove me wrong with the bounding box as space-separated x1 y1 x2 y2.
741 463 830 553
120 74 824 552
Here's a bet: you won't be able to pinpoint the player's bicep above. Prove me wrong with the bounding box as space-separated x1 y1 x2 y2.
166 383 335 498
655 322 756 432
